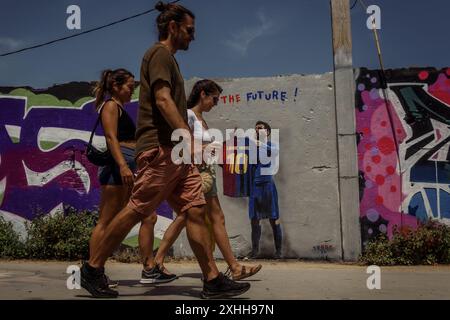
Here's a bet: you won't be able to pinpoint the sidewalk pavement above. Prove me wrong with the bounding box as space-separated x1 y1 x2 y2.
0 259 449 300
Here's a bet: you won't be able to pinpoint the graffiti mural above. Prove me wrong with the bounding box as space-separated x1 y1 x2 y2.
356 67 450 246
0 84 173 244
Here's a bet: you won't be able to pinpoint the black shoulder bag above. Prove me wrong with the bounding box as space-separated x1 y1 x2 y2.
85 107 114 166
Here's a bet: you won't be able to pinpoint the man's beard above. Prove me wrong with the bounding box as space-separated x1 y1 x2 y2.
180 41 189 51
176 36 190 51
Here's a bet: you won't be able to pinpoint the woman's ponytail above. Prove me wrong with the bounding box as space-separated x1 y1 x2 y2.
93 69 112 109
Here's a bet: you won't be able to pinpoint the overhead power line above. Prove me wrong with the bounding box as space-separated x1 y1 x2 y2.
0 0 180 57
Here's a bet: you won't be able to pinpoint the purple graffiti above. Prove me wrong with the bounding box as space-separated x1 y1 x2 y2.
0 96 172 220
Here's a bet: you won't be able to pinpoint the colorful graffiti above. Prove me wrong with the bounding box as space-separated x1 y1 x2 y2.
0 85 172 243
356 67 450 246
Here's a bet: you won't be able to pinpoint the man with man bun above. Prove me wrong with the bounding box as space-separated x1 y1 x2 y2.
80 1 250 299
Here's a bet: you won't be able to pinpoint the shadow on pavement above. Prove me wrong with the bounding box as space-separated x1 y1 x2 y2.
75 285 199 299
76 284 250 299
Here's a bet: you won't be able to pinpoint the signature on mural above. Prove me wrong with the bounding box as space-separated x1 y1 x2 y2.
313 241 335 255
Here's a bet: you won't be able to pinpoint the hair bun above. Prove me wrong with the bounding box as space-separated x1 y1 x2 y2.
155 1 167 12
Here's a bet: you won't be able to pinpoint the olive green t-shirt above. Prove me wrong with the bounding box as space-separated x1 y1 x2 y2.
135 43 188 156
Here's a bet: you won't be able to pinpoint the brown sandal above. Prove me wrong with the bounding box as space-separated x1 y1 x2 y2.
227 264 262 281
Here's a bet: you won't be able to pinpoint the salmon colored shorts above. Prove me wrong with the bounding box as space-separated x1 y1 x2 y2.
127 146 206 216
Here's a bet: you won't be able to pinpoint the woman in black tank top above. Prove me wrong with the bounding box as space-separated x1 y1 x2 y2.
89 69 160 287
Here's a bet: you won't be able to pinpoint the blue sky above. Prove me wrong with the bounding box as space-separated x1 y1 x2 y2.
0 0 449 88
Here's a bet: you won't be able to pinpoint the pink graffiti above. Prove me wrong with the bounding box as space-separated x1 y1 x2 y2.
429 72 450 105
357 83 417 238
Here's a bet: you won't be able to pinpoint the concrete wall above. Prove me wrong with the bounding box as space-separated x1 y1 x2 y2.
175 74 343 260
4 67 448 260
0 73 344 260
355 67 450 247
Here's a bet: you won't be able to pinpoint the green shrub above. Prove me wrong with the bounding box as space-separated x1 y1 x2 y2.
360 220 450 265
112 245 142 264
25 206 98 260
0 217 27 259
359 233 395 265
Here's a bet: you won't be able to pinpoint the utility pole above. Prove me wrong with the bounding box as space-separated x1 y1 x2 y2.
330 0 361 261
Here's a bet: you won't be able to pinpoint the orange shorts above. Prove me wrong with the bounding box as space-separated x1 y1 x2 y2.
127 146 206 216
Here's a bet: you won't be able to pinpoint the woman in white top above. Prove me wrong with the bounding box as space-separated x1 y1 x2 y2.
155 80 262 280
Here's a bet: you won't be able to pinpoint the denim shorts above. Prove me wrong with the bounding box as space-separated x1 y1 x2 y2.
98 146 136 186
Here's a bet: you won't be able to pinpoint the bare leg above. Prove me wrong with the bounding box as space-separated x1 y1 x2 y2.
206 196 238 269
89 185 128 259
184 205 219 281
154 213 187 268
139 212 157 270
88 206 144 268
156 197 261 278
207 196 261 277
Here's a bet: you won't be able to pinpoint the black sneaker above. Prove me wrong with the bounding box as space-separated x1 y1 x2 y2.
201 273 250 299
80 262 119 298
104 274 119 288
140 265 178 284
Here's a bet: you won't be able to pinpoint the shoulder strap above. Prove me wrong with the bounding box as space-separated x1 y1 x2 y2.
116 103 124 117
88 105 105 146
88 100 122 146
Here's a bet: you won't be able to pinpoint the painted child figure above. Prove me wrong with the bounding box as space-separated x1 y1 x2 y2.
248 120 282 259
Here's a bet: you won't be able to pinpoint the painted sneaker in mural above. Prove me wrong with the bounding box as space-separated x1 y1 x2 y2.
201 273 250 299
247 250 259 259
139 264 178 284
80 262 119 298
273 251 282 260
